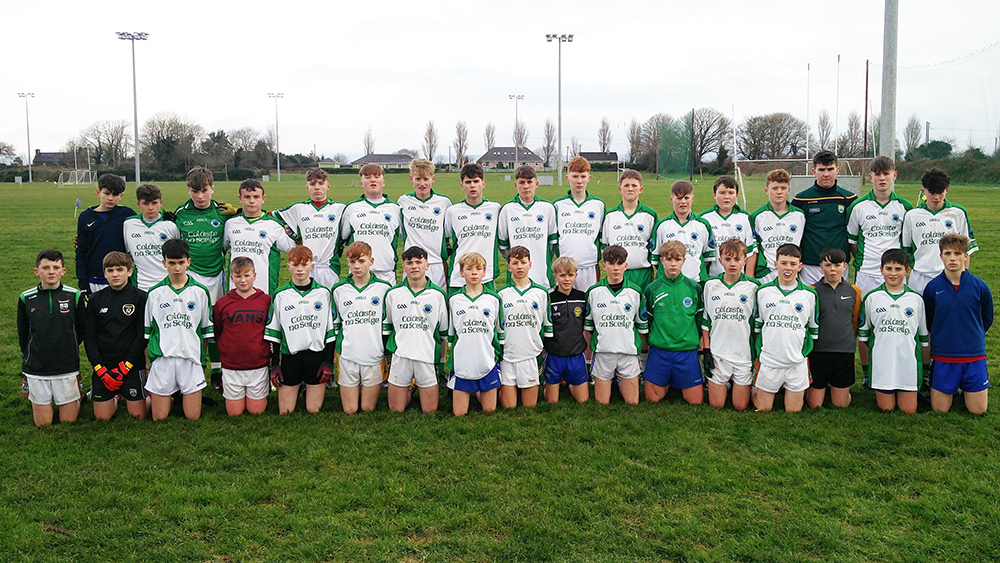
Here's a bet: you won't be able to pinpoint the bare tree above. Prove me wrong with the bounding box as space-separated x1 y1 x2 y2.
540 119 557 167
140 111 204 154
626 118 642 164
817 110 833 151
80 119 132 166
421 120 438 161
0 140 16 161
738 112 808 159
329 153 349 165
228 127 260 153
512 120 528 149
453 121 469 167
691 107 730 165
637 113 673 171
483 122 496 151
903 114 922 159
395 148 419 158
867 113 880 158
736 115 769 160
570 136 582 157
835 111 864 157
363 126 376 155
597 117 613 153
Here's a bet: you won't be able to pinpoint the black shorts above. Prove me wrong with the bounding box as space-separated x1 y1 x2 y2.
808 351 856 389
91 368 148 402
280 350 326 386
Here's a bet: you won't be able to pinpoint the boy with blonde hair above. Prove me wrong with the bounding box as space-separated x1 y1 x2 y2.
275 168 346 288
602 170 657 290
750 169 805 283
543 256 590 403
555 156 605 291
447 252 503 416
398 159 452 288
499 166 558 289
498 246 551 408
123 183 180 291
653 181 715 283
341 164 402 284
700 176 756 277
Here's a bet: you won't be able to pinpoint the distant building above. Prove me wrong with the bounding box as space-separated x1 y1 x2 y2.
318 159 342 168
477 147 544 170
32 149 74 167
350 154 413 169
578 151 619 164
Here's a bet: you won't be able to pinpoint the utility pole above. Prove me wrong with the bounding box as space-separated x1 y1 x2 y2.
879 0 898 157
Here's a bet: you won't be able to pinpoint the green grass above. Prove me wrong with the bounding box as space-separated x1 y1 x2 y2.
1 173 1000 562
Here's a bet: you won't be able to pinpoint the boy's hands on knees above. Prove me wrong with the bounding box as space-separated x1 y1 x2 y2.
317 363 333 384
701 349 714 374
270 365 284 387
96 364 124 391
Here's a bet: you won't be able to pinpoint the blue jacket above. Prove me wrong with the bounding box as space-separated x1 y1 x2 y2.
923 270 993 357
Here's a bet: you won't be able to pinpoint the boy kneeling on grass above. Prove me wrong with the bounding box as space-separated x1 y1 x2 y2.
448 252 503 416
498 246 552 409
543 257 590 404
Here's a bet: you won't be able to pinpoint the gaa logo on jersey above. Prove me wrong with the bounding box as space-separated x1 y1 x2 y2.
838 205 845 214
711 295 721 301
739 294 748 304
423 304 433 313
384 213 392 222
158 233 168 241
794 303 803 312
186 301 196 311
211 219 221 227
904 307 914 317
433 207 441 215
789 224 798 232
945 220 954 229
876 307 887 313
258 230 268 239
683 297 693 308
624 303 632 312
536 215 544 223
485 213 493 221
313 301 323 311
327 214 337 222
588 212 596 219
371 296 380 306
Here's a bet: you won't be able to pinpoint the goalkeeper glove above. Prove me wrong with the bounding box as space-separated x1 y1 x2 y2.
116 361 133 378
282 224 303 245
269 365 284 388
95 364 123 391
317 363 333 384
701 349 715 375
218 202 240 216
162 210 177 222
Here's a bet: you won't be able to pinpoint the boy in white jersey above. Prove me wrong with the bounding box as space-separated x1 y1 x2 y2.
265 246 336 415
144 239 214 421
341 164 402 284
555 156 605 291
901 168 978 294
847 157 913 295
750 169 805 283
602 169 657 290
585 245 649 405
275 168 346 288
223 179 295 295
444 163 502 292
332 242 391 414
124 183 180 291
858 248 929 414
652 180 715 283
702 239 759 411
447 252 503 416
383 246 449 413
498 246 552 409
399 159 452 288
498 166 558 289
752 244 818 412
700 176 756 277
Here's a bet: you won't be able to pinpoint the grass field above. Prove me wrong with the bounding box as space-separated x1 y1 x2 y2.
2 172 1000 562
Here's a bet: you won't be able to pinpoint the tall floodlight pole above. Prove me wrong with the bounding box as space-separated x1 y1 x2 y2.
509 94 523 168
17 93 34 182
117 32 148 186
268 93 283 182
546 33 573 186
879 0 898 158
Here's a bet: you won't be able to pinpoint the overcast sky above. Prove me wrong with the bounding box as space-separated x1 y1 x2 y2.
3 0 999 163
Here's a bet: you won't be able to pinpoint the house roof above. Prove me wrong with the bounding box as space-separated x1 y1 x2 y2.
350 153 414 166
579 151 619 162
33 151 74 165
477 146 543 163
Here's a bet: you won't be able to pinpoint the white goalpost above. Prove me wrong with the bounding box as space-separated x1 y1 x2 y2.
57 170 95 186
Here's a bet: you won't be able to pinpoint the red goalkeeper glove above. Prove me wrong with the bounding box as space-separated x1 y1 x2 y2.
116 361 133 378
317 363 333 384
270 365 284 388
96 364 123 391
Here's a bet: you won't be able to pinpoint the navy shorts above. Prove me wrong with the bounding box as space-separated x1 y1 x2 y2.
931 359 989 395
643 347 703 389
544 354 589 386
449 364 502 393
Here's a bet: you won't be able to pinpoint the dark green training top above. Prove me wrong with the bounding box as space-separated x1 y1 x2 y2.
791 183 858 265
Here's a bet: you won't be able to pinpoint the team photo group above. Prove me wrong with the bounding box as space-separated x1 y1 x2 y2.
16 149 992 426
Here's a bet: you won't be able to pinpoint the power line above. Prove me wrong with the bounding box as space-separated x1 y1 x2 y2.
870 38 1000 71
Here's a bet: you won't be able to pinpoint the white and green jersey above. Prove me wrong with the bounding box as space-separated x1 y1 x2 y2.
602 202 657 271
448 289 503 380
341 197 403 276
701 275 759 369
901 201 978 278
584 280 649 354
846 192 912 278
275 199 345 272
699 205 756 277
444 200 502 287
144 277 214 363
382 280 449 365
554 192 605 268
858 285 929 391
498 282 552 362
753 280 819 369
224 214 295 295
398 192 452 265
749 203 806 277
652 213 716 282
498 197 558 288
123 214 180 291
264 280 335 355
331 277 390 366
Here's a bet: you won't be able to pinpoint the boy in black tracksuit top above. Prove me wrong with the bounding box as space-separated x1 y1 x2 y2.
75 173 135 294
17 249 87 427
542 257 591 403
83 252 148 420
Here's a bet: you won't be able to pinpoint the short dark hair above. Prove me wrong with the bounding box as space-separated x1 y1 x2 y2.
870 156 895 174
35 249 63 266
161 238 190 260
939 233 969 253
135 183 162 203
461 163 485 180
775 243 802 261
401 246 428 261
670 180 693 197
97 173 126 195
619 169 642 184
230 256 255 273
514 165 536 180
813 150 838 167
186 166 214 191
921 168 950 194
239 179 264 195
306 168 328 182
102 251 133 271
602 245 628 264
713 176 739 193
818 247 847 264
508 246 531 261
880 248 908 268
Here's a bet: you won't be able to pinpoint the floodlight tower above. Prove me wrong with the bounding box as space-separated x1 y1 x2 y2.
117 31 148 186
546 33 573 186
510 94 524 169
17 93 33 182
268 93 284 182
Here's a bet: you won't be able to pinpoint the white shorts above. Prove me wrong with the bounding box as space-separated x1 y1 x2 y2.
372 269 397 285
189 271 225 304
312 263 340 289
707 356 753 387
854 272 884 296
146 357 207 396
338 357 382 388
907 271 936 295
500 358 542 388
427 263 447 289
573 264 599 292
800 264 848 286
221 367 270 401
754 361 810 393
592 352 641 381
25 373 80 406
388 356 437 388
89 282 109 294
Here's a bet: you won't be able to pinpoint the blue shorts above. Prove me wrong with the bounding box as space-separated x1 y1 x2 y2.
931 359 989 395
643 347 703 389
544 354 589 386
449 364 502 393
